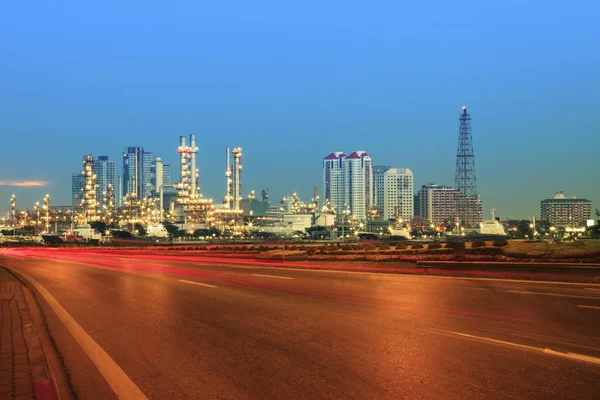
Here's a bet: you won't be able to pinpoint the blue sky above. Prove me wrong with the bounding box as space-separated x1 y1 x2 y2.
1 1 599 219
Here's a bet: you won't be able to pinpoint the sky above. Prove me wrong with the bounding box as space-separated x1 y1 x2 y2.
1 1 599 220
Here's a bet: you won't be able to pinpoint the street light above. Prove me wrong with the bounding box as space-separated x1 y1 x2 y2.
341 204 350 240
35 201 40 227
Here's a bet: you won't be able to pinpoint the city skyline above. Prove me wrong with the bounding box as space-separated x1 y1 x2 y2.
1 2 599 218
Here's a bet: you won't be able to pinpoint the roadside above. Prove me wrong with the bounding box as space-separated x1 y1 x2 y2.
0 267 55 400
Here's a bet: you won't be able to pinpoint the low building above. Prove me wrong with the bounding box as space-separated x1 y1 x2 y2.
540 192 592 227
241 199 270 217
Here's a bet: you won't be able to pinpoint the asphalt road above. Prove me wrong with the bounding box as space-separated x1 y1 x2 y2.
1 248 600 399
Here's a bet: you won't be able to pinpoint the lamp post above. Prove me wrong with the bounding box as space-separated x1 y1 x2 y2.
10 194 16 236
549 226 556 242
43 194 50 232
35 202 40 228
341 204 350 241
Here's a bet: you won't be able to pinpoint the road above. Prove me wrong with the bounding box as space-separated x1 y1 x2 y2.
1 248 600 399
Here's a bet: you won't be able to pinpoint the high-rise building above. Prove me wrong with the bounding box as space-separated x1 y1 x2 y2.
541 192 592 227
323 151 373 220
94 156 115 208
417 184 457 225
123 147 152 200
382 168 413 221
163 164 171 187
322 152 346 212
71 173 85 207
343 151 373 220
373 165 391 217
414 194 420 217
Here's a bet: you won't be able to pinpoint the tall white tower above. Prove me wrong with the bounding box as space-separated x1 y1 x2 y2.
177 136 189 204
322 152 346 213
343 151 373 220
231 147 242 210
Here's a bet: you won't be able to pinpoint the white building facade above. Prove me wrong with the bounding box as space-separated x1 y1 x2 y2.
322 152 346 213
343 151 373 221
323 150 374 221
382 168 414 221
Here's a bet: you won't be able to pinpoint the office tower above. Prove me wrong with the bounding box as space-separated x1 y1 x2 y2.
94 156 115 208
541 192 592 227
382 168 414 221
123 147 152 199
163 164 171 187
322 152 346 213
373 165 391 217
71 173 85 207
343 151 373 220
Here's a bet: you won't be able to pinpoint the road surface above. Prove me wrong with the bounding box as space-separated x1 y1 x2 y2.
1 248 600 399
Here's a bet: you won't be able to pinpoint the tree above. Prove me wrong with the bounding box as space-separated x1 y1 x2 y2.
305 226 328 234
134 223 146 236
587 223 600 239
90 221 107 234
163 221 179 236
193 227 221 238
517 220 532 238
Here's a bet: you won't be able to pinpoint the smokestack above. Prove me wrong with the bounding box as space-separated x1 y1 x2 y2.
117 176 123 207
155 157 163 195
231 147 242 210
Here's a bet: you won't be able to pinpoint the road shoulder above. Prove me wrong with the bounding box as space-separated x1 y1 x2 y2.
0 266 54 400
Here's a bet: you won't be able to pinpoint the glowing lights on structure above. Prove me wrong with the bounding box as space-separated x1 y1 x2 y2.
231 147 242 210
102 184 116 224
79 155 99 223
10 194 16 227
43 194 50 232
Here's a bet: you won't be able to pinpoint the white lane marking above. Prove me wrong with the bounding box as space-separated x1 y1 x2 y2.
251 273 295 280
178 279 217 288
508 290 600 300
434 329 600 366
578 305 600 310
213 264 600 287
543 349 600 365
7 267 148 400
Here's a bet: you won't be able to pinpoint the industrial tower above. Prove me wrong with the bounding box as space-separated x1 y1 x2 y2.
454 106 481 227
80 155 99 223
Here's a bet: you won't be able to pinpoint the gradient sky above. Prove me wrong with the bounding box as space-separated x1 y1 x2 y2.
1 1 599 220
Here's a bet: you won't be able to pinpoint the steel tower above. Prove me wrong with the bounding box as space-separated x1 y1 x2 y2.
454 106 480 227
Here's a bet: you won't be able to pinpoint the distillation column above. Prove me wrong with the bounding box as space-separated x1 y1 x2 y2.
231 147 242 210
